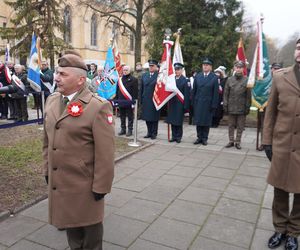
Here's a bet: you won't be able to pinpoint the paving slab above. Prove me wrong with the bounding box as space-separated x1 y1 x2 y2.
191 175 230 191
128 239 175 250
224 185 265 204
113 175 156 192
238 165 269 178
143 159 177 170
167 165 202 178
7 239 51 250
140 217 199 250
103 214 148 248
20 199 48 223
231 174 267 190
113 198 167 223
162 199 212 225
190 236 246 250
105 188 137 208
201 166 236 180
257 208 274 231
200 214 255 249
178 186 222 206
250 228 276 250
102 241 126 250
25 224 68 250
213 197 260 223
0 215 45 247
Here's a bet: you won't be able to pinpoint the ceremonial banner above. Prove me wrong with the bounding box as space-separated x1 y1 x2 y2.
153 40 182 110
236 37 248 76
250 20 272 111
112 39 122 76
27 34 41 92
97 46 118 99
173 34 186 76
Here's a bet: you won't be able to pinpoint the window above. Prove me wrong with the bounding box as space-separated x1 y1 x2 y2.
129 32 135 51
91 14 97 46
63 6 72 43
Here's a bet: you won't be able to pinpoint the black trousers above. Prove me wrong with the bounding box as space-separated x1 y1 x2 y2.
0 95 8 117
119 107 133 131
15 97 28 121
146 121 158 136
196 125 210 142
66 222 103 250
272 187 300 237
171 125 183 140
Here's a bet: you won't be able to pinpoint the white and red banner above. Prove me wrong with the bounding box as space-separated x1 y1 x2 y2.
153 40 183 110
112 39 122 76
173 34 186 77
235 37 248 76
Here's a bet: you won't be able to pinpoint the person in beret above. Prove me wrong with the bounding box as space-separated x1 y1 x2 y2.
140 59 160 139
43 51 115 249
192 57 219 145
262 39 300 250
223 60 251 150
165 63 190 143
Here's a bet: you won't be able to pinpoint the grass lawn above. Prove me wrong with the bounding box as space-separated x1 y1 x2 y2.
0 124 143 213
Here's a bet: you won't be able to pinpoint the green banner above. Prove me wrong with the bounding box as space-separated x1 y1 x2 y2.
252 33 272 111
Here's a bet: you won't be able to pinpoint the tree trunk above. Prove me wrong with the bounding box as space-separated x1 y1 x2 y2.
134 0 144 65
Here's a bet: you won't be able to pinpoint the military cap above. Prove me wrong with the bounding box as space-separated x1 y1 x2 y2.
148 59 159 66
234 60 245 67
202 57 213 65
174 62 184 69
58 53 87 71
271 62 283 70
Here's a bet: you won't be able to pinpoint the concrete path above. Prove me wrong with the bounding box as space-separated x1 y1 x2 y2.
0 119 277 250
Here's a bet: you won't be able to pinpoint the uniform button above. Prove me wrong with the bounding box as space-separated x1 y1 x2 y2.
53 187 56 190
53 168 57 171
292 149 296 152
297 114 300 117
55 125 60 129
294 132 298 135
53 148 56 151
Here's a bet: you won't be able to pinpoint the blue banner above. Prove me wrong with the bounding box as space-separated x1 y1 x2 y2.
27 34 41 92
97 46 118 99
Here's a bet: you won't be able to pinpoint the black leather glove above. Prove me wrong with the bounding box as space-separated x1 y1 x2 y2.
264 145 272 161
93 192 106 201
45 176 48 184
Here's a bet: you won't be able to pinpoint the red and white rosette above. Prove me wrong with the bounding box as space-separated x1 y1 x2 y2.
67 102 83 117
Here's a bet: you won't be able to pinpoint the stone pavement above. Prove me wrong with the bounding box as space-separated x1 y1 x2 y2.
0 119 279 250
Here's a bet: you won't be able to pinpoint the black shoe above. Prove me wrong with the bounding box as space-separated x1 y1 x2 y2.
268 232 286 249
176 139 181 143
144 134 151 138
235 143 242 150
225 142 234 148
151 135 157 140
118 130 126 136
57 228 66 231
202 140 208 146
126 131 133 137
169 138 176 142
193 139 202 145
285 236 298 250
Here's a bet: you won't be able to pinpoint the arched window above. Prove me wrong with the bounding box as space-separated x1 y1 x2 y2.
91 14 97 46
64 6 72 43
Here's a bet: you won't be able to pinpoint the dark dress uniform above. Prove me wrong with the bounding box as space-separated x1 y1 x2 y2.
166 75 190 142
116 74 138 135
140 71 160 138
192 72 219 144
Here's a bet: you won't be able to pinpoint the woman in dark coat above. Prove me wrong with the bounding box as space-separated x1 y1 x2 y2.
166 63 190 143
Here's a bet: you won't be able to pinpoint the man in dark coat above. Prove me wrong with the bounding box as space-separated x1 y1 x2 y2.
223 61 251 150
140 59 160 139
166 63 190 143
116 65 138 136
262 39 300 250
0 61 12 119
192 58 219 145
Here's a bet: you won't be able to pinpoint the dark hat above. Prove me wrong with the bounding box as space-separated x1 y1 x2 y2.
202 57 213 65
297 38 300 44
148 59 159 66
174 62 184 69
58 53 87 71
271 62 283 69
234 60 245 67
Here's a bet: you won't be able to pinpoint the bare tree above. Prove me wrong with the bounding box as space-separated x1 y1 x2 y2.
78 0 159 65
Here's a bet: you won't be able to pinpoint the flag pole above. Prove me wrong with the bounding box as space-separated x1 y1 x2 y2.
164 28 172 142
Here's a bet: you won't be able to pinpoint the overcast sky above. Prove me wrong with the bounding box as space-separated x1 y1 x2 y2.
242 0 300 45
